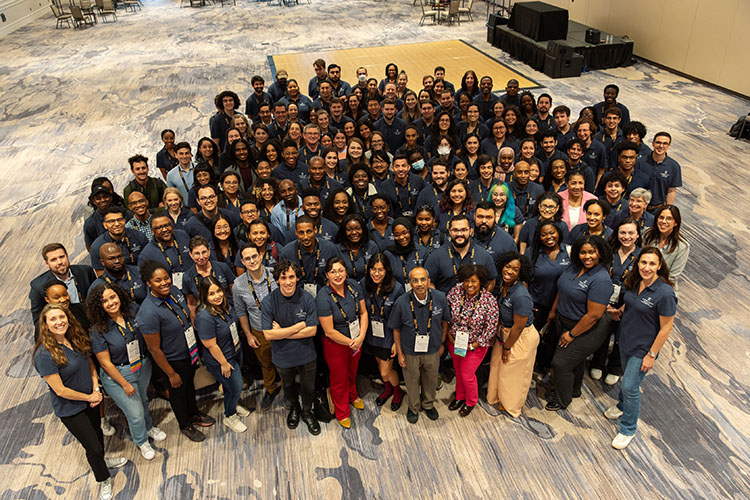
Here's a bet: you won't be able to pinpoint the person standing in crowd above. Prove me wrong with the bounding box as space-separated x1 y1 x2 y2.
122 155 167 211
137 215 191 289
195 276 250 433
86 283 167 460
604 247 676 449
89 243 147 306
389 267 451 424
486 253 539 417
90 207 148 274
642 205 690 292
137 260 215 442
385 217 428 288
33 304 127 500
84 184 117 252
316 258 368 429
446 264 498 417
261 260 321 436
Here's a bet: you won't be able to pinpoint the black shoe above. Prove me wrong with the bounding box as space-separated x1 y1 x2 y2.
545 400 565 411
458 404 474 417
406 410 419 424
180 425 205 442
441 367 456 383
425 407 439 421
573 390 582 398
191 413 215 427
287 404 301 429
390 392 403 412
313 395 333 423
260 387 281 411
300 410 321 436
448 399 465 411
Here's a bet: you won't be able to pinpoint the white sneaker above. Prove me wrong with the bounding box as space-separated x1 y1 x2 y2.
604 374 621 386
224 414 247 433
101 417 116 437
612 432 635 450
147 427 167 442
604 405 624 420
589 368 603 381
235 405 250 417
99 477 113 500
104 457 127 469
139 442 155 460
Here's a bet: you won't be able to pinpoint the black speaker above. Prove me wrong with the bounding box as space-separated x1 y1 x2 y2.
585 28 602 44
547 41 575 59
488 13 501 28
487 26 496 45
544 52 583 78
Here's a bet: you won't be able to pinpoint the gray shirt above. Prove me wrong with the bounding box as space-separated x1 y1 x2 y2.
234 268 277 330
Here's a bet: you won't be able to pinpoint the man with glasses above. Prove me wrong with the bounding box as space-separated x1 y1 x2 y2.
125 191 154 241
89 243 147 306
234 200 284 246
184 184 239 241
423 215 497 294
90 207 148 275
636 132 682 212
138 215 191 289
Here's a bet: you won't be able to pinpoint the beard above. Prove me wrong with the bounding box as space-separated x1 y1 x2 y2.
452 236 469 249
475 223 493 238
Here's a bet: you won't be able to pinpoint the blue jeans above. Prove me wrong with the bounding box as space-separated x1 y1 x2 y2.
100 357 154 446
617 354 648 436
204 353 243 417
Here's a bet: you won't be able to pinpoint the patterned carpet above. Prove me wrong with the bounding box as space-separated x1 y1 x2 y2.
1 0 749 498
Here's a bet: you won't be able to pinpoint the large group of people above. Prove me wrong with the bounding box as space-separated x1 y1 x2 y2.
30 59 689 500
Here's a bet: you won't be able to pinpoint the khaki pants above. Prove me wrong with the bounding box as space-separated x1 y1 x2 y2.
403 351 440 413
251 326 278 393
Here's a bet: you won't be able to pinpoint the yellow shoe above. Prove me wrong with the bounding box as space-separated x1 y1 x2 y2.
351 398 364 410
338 418 351 429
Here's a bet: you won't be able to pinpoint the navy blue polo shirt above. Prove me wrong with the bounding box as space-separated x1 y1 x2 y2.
184 209 239 242
314 217 339 242
34 344 93 418
480 138 518 160
567 223 613 246
374 116 407 153
209 111 233 151
556 265 613 321
361 279 404 349
138 230 191 273
261 288 319 369
555 129 576 151
603 198 628 228
610 248 639 286
535 149 568 179
339 241 379 281
582 140 608 175
470 179 498 204
619 279 677 358
413 229 445 256
90 228 148 270
424 242 497 293
388 290 450 356
182 260 235 299
473 93 499 121
519 218 570 249
567 160 596 193
415 184 445 211
245 91 273 122
509 181 544 219
525 247 571 307
83 210 107 249
273 161 309 188
531 113 554 132
308 75 327 99
368 219 395 252
195 308 240 365
90 307 147 365
299 177 342 206
382 174 424 218
594 130 625 171
457 122 490 147
279 95 313 123
279 238 342 290
299 144 323 165
88 265 147 305
612 209 654 233
473 228 517 265
592 101 630 127
385 244 429 286
499 281 534 327
316 279 364 337
636 154 682 207
136 287 192 361
436 208 475 235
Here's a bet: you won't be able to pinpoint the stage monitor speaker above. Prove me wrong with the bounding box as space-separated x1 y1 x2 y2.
488 13 506 28
585 28 601 44
547 41 575 59
544 52 583 78
487 26 496 45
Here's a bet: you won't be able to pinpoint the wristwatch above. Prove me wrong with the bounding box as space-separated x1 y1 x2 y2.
94 387 100 392
648 350 657 358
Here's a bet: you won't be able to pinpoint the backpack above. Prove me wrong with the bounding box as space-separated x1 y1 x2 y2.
728 115 750 139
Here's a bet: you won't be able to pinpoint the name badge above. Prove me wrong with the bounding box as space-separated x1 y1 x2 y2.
404 283 412 293
172 272 184 289
229 322 240 349
414 334 429 353
304 283 317 298
453 329 469 358
609 284 621 305
372 320 385 338
184 326 199 365
348 319 360 339
126 340 142 372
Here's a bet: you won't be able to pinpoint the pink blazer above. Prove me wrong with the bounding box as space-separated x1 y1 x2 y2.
559 189 597 230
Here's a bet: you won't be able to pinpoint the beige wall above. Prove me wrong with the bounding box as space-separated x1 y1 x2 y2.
542 0 750 96
0 0 49 38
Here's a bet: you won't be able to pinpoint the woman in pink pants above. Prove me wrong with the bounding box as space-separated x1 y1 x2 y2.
446 264 499 417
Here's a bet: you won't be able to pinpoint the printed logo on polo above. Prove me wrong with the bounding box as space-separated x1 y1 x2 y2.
640 296 655 308
503 298 512 308
560 258 570 266
660 171 669 178
295 309 307 320
432 307 443 317
577 279 589 290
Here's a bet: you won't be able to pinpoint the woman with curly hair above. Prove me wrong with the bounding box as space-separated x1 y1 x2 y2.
86 283 166 461
33 303 127 500
437 178 475 234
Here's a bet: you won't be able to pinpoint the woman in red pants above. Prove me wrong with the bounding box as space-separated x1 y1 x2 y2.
446 264 499 417
317 258 369 428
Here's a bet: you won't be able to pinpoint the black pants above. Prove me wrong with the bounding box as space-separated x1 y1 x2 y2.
532 303 556 371
591 319 623 375
278 360 317 411
60 405 110 483
168 357 199 429
551 314 610 408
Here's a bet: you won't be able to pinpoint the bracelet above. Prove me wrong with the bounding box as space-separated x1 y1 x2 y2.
502 346 511 351
567 331 575 339
648 350 657 358
94 387 100 392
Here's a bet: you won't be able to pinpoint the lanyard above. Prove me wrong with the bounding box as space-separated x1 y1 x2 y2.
177 166 190 193
370 291 386 320
447 246 474 276
477 180 493 200
409 292 432 336
157 240 183 272
194 267 218 290
516 190 531 217
114 319 136 342
104 270 135 301
348 248 360 279
247 269 272 309
155 292 189 329
116 235 134 263
455 289 480 328
329 284 359 322
394 179 412 213
286 206 300 231
610 252 636 282
481 229 496 251
298 242 320 282
399 249 420 281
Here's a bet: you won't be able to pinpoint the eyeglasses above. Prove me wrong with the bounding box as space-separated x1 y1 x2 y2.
539 204 558 211
328 268 347 275
104 217 125 224
450 228 470 234
199 194 217 202
153 224 172 231
657 216 674 222
654 141 670 146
